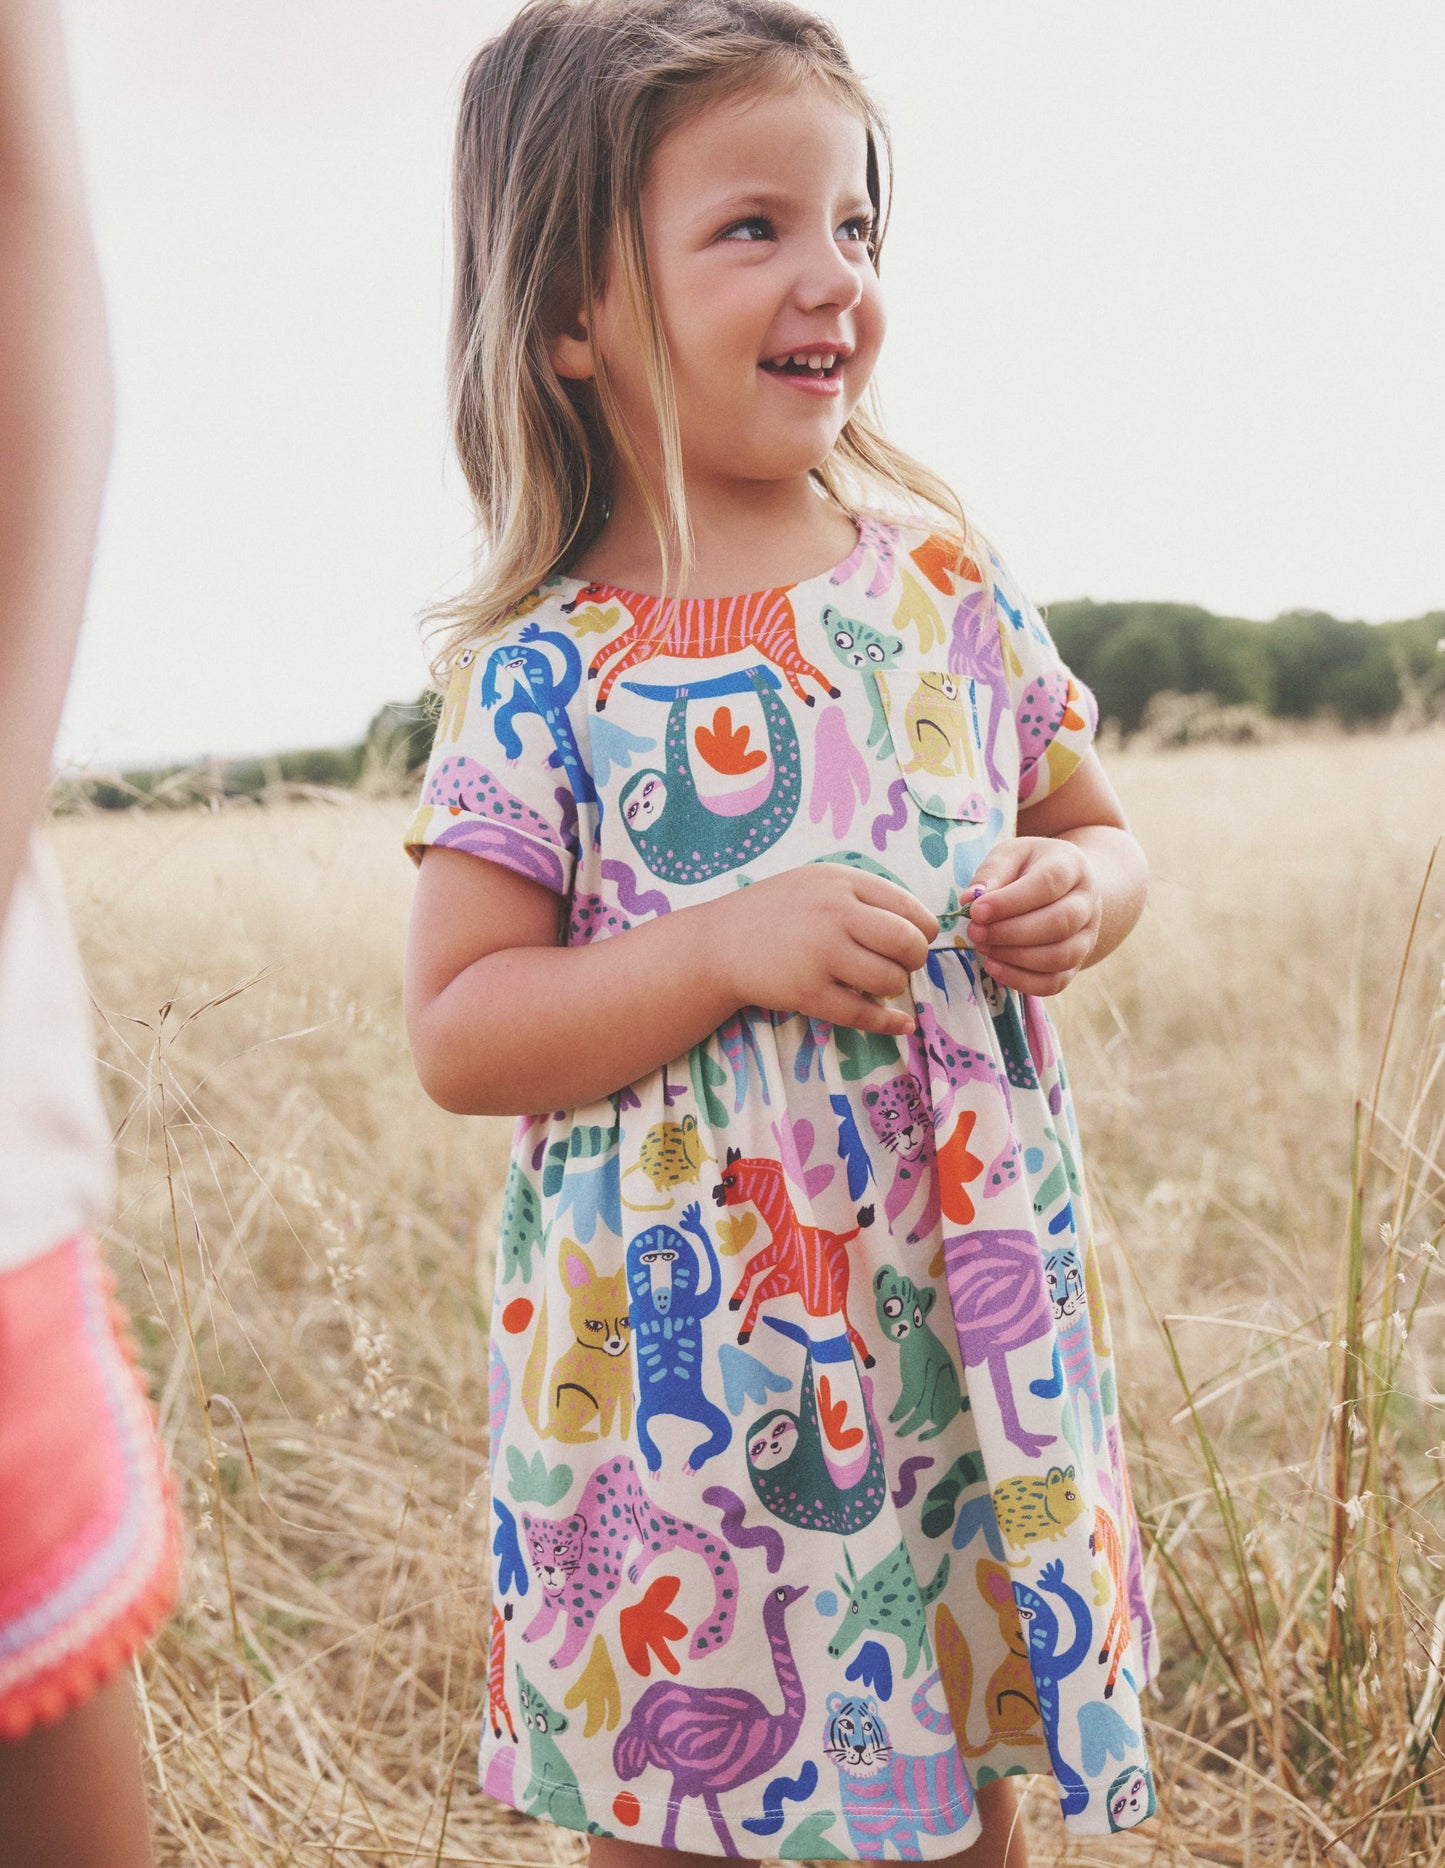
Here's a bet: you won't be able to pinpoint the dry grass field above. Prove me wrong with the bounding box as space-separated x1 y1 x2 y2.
50 727 1445 1868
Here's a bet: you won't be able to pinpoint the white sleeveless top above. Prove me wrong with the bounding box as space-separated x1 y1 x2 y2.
0 836 114 1273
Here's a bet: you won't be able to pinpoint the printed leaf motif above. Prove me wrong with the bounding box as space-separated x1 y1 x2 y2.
952 1494 1006 1561
1078 1699 1141 1775
892 566 944 653
564 1635 621 1735
793 1018 830 1084
772 1113 834 1201
834 1024 900 1082
619 1574 687 1677
937 1109 984 1226
715 1211 757 1257
779 1810 848 1861
808 704 870 837
830 1093 874 1201
721 1014 771 1112
911 532 979 593
505 1446 573 1506
590 714 655 787
719 1343 790 1416
844 1639 894 1700
695 704 767 774
689 1046 730 1130
563 599 623 638
818 1372 863 1452
492 1498 528 1597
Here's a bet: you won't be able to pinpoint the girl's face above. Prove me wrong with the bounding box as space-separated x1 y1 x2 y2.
563 80 886 500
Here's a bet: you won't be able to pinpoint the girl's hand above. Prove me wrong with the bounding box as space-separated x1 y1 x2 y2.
965 837 1101 996
710 863 939 1036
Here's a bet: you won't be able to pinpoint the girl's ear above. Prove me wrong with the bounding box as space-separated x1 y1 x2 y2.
550 309 596 382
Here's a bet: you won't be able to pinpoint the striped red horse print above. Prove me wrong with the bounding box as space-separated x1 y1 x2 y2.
712 1149 876 1368
587 587 840 709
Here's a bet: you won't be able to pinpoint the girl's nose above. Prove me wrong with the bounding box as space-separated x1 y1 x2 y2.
793 231 864 315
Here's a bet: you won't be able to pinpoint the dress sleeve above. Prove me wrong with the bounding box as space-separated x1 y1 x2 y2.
403 626 582 897
991 556 1098 807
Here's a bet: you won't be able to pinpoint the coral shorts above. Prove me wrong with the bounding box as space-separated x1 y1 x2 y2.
0 1232 179 1740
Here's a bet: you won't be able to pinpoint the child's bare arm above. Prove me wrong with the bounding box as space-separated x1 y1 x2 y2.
405 851 939 1117
0 0 113 930
965 749 1147 996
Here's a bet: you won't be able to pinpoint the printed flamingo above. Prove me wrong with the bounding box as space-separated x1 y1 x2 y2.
612 1581 808 1851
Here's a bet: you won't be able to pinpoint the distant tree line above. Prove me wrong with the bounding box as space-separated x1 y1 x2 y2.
1046 600 1445 735
57 602 1444 811
57 695 439 812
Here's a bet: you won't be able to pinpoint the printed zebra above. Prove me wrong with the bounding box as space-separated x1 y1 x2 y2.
588 588 839 710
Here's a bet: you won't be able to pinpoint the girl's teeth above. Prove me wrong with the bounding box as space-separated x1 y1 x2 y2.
763 350 841 373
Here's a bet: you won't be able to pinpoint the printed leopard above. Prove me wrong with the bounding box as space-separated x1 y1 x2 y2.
521 1455 738 1669
863 1072 940 1241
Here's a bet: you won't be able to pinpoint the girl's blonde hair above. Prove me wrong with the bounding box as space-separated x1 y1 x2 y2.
429 0 980 676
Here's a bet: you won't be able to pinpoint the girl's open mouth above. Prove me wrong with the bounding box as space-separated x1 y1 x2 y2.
759 348 847 395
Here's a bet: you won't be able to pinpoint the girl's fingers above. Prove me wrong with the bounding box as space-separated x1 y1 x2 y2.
836 945 913 1003
845 869 940 941
969 863 1069 924
977 955 1076 996
970 894 1095 951
847 902 933 971
967 843 1031 895
974 933 1091 975
811 983 914 1035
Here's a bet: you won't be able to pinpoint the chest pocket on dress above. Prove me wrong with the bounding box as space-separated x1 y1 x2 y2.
875 667 991 824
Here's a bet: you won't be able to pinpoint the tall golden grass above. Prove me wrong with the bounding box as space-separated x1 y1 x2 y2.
50 728 1445 1867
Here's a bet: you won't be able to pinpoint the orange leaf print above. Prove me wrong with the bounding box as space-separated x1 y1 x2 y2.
619 1574 687 1677
818 1372 864 1451
910 532 981 594
937 1109 984 1226
694 705 767 775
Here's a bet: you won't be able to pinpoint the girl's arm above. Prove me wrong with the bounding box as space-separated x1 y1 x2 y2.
405 850 938 1117
964 749 1147 996
0 0 112 930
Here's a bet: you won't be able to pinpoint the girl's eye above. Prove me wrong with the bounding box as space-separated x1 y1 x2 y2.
720 216 773 243
839 213 876 247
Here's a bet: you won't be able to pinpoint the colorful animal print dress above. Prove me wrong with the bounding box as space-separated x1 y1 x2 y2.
407 518 1160 1855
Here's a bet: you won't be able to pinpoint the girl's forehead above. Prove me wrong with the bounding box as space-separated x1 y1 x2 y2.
646 78 869 193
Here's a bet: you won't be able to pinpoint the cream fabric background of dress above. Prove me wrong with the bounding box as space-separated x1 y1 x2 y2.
406 523 1159 1852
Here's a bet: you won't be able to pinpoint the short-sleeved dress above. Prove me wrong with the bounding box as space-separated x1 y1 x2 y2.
407 516 1160 1855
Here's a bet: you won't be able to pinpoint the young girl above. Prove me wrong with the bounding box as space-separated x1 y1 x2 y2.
405 3 1158 1860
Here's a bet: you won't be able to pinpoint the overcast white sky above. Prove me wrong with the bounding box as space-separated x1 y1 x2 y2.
59 1 1445 768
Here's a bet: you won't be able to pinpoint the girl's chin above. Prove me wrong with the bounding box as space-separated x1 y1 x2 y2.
689 445 845 488
677 402 857 484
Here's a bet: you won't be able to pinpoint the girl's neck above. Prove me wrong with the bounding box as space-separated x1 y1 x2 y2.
571 472 858 599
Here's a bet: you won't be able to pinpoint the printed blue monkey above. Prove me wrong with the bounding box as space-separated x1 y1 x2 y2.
627 1200 733 1473
481 620 598 809
1012 1558 1097 1817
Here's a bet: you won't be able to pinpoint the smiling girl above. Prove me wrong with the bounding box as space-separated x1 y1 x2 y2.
404 3 1157 1862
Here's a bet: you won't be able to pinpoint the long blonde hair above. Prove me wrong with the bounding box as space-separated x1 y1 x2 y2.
429 0 980 677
